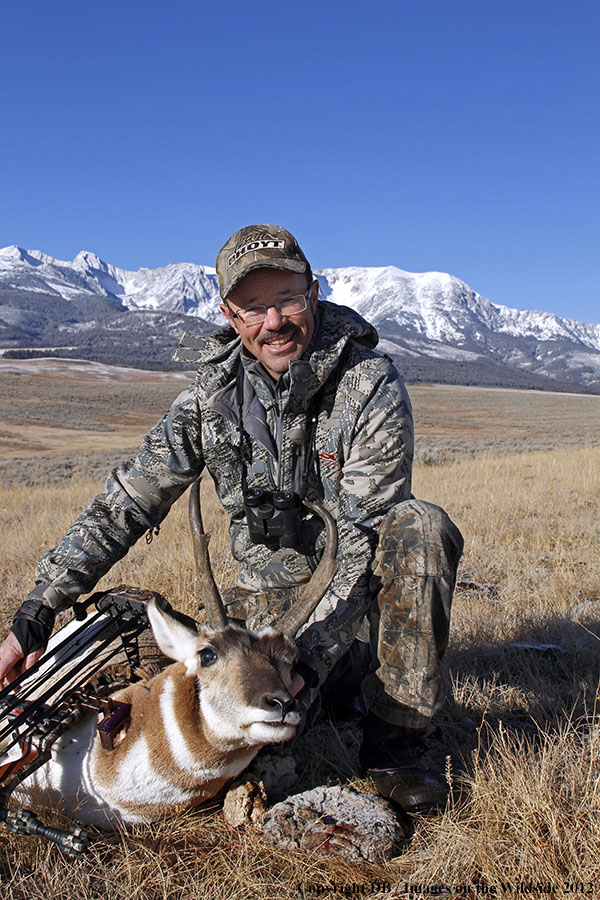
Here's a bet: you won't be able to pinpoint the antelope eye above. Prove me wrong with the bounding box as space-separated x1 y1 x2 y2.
199 648 217 667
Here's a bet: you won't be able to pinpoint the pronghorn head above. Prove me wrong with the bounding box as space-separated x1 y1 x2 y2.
150 480 339 749
147 598 301 747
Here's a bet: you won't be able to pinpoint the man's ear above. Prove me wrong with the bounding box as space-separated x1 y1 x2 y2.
220 302 240 334
309 279 319 311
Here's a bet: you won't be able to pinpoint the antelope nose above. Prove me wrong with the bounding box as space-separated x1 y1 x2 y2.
263 695 296 719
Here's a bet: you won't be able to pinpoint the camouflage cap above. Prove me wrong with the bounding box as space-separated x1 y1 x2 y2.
216 224 310 298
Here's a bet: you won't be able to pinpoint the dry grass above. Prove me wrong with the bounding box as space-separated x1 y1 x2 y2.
0 370 188 463
1 376 600 896
410 383 600 460
2 369 599 470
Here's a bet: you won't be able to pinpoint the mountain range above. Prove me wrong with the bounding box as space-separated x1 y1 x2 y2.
1 245 599 392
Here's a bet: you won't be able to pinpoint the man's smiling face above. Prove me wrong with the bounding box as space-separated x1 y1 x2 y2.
220 268 319 380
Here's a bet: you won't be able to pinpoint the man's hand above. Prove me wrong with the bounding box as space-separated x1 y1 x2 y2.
0 632 44 687
0 595 56 687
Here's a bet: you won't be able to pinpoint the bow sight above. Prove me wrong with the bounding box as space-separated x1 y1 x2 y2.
0 586 158 858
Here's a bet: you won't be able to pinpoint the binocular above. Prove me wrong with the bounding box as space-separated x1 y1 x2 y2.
243 488 303 549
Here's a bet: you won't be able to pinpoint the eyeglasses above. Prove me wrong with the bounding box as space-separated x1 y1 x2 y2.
225 290 311 326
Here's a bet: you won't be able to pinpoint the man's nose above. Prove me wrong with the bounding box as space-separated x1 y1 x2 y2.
263 304 286 329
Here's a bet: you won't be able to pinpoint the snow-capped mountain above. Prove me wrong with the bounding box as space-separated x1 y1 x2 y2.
1 245 599 388
0 245 219 318
318 266 600 349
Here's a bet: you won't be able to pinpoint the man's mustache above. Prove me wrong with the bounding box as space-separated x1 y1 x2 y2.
258 324 299 345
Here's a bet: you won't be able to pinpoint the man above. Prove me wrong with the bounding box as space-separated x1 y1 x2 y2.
0 224 463 815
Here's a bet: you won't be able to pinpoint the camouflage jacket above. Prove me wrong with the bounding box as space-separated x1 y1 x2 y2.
33 301 414 684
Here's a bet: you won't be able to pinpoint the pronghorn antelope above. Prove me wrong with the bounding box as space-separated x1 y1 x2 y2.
4 484 337 830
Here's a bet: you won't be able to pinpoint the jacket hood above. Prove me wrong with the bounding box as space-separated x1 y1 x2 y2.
287 301 378 400
315 300 378 349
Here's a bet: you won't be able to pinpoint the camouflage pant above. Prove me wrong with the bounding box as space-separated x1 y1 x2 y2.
360 499 464 729
223 498 463 730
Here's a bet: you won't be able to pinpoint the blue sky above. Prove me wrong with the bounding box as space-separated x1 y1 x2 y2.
2 1 598 323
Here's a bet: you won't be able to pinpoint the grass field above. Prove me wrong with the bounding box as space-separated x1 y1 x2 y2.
1 363 599 898
1 361 599 480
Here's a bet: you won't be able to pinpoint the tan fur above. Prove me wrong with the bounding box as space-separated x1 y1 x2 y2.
92 664 256 820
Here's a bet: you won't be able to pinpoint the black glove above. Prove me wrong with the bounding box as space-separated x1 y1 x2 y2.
11 597 56 657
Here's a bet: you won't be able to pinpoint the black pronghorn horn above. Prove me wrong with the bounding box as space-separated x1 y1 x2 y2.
277 501 338 638
188 478 228 629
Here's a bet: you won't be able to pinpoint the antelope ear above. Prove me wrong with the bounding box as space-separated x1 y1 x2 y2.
147 597 199 673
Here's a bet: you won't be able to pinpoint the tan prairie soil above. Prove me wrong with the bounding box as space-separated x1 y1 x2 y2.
0 357 196 383
0 423 154 456
0 361 195 467
410 383 600 450
1 360 600 466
